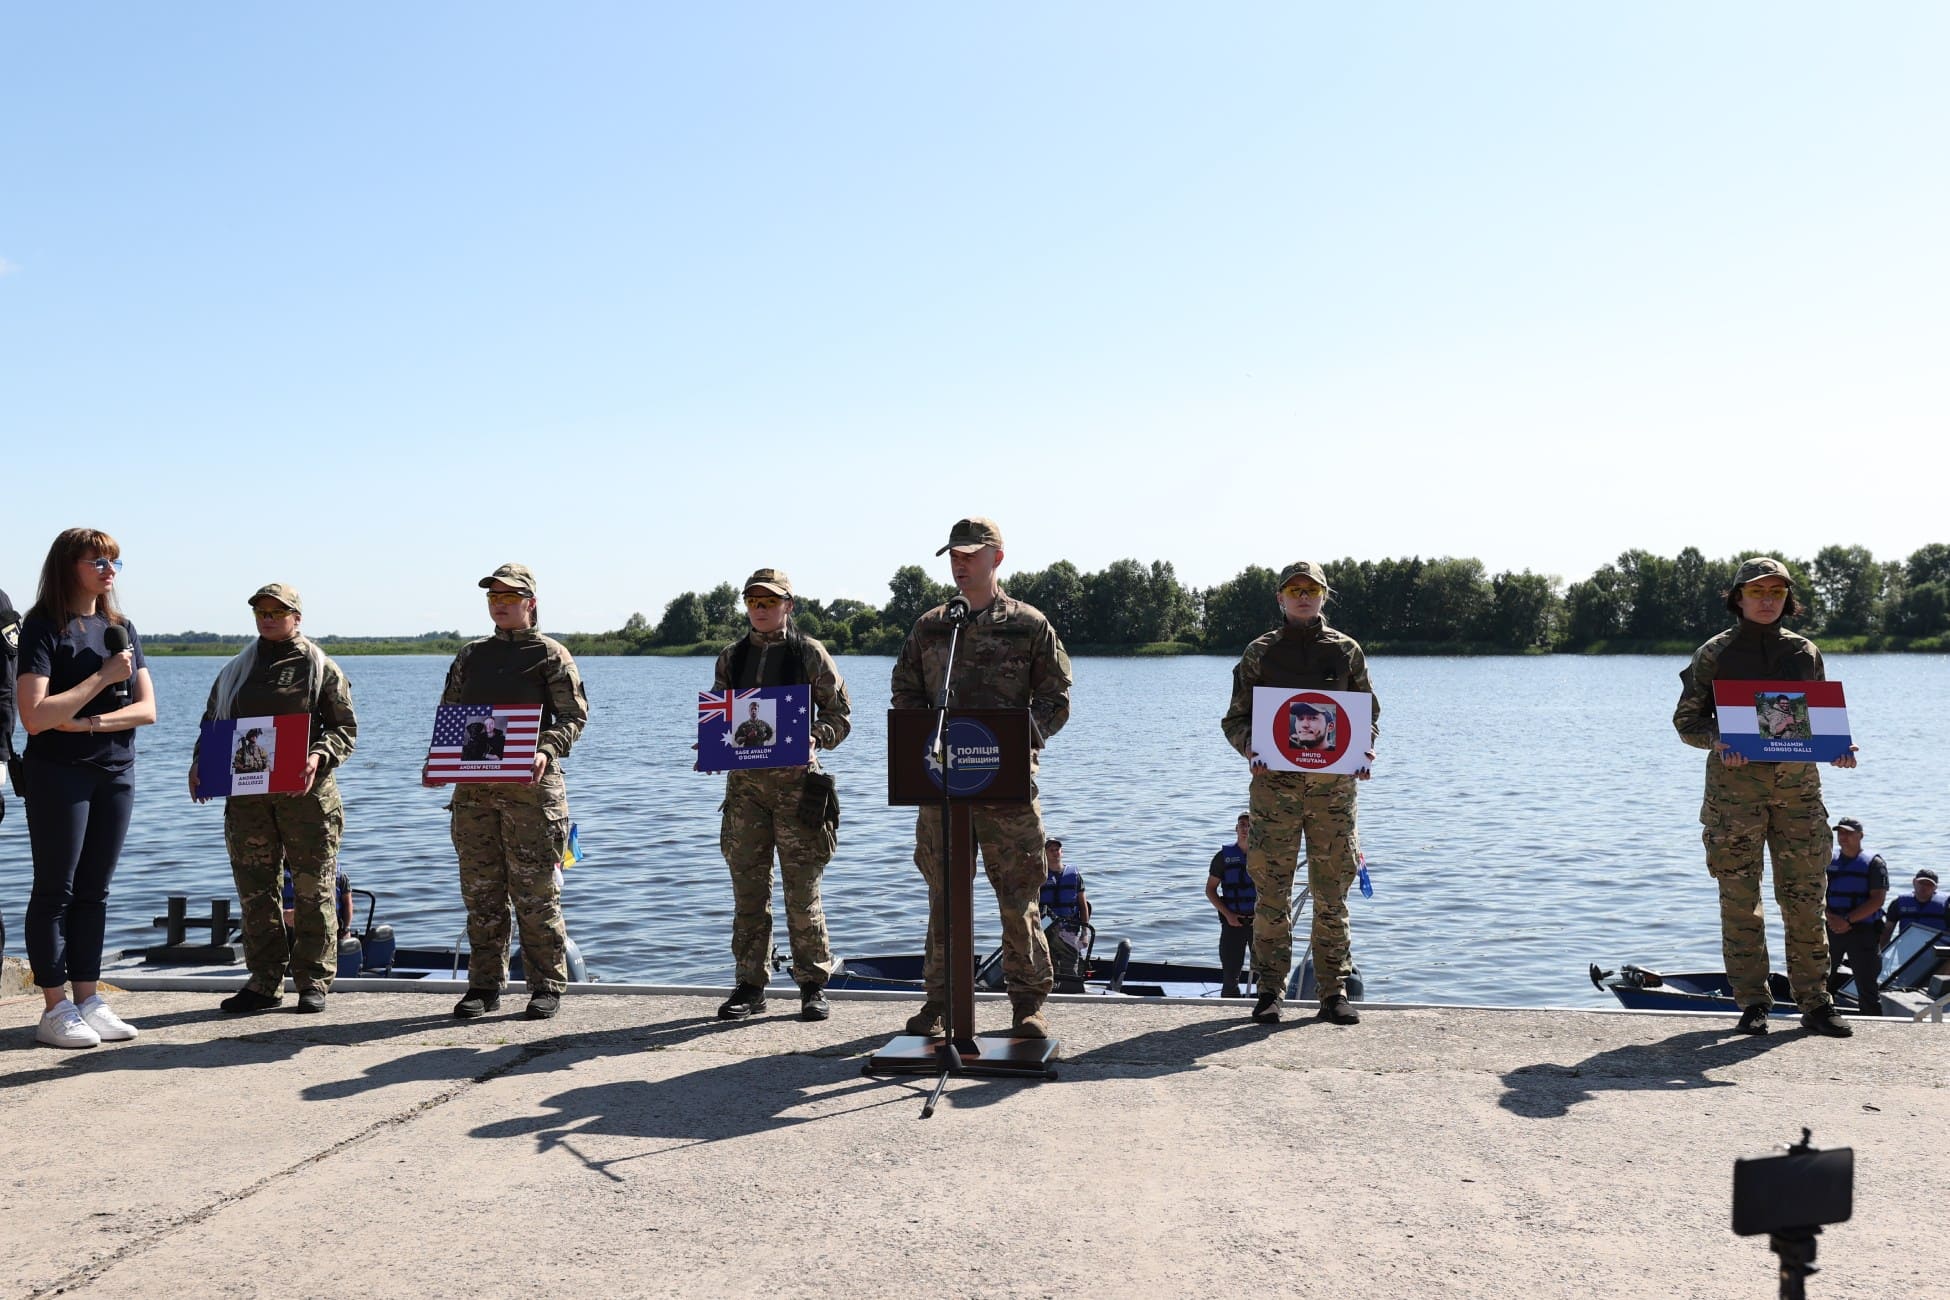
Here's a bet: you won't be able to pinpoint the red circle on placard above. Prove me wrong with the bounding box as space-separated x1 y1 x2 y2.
1272 692 1350 769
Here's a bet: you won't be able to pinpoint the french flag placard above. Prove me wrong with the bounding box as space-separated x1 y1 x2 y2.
195 714 311 798
1714 679 1852 763
697 685 811 772
425 704 543 783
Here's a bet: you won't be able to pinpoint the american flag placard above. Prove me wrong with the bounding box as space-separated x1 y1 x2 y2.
697 684 811 772
425 704 544 783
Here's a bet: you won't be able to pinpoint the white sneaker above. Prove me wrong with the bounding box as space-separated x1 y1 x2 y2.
37 1000 102 1049
78 995 139 1042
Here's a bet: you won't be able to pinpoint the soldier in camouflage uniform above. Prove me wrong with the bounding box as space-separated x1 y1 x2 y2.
1674 557 1859 1038
892 517 1072 1039
1220 561 1378 1027
429 564 588 1022
712 568 851 1022
189 584 357 1015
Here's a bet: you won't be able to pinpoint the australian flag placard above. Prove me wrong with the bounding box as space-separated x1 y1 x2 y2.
425 704 544 784
195 714 311 799
697 685 811 772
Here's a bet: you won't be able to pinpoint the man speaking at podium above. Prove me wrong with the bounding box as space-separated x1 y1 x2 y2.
892 517 1072 1040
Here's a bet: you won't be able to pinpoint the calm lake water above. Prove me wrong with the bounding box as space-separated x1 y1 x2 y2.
5 652 1945 1008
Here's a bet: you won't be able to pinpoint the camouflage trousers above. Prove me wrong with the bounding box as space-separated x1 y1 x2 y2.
224 779 341 996
721 767 837 989
1247 771 1360 999
914 800 1053 1000
1700 759 1832 1013
450 783 569 995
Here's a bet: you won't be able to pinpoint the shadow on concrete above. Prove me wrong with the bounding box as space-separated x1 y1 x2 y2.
465 1029 911 1176
1054 1006 1306 1078
0 1008 476 1088
1498 1025 1796 1119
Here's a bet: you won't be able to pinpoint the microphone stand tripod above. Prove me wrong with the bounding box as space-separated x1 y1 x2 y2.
922 601 970 1116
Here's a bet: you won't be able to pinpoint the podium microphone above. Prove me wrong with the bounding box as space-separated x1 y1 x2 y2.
103 624 131 705
943 595 971 625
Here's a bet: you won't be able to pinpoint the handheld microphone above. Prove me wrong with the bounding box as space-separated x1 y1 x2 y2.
103 624 131 705
944 595 971 625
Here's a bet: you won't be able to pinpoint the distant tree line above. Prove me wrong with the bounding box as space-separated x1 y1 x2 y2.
145 543 1950 656
614 542 1950 655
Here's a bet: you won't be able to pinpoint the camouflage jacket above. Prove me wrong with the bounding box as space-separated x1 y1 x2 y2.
194 635 358 773
712 627 852 752
1221 616 1380 759
1674 621 1824 752
440 627 588 762
890 591 1072 748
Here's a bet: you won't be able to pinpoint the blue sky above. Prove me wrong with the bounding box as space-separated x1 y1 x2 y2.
4 3 1944 635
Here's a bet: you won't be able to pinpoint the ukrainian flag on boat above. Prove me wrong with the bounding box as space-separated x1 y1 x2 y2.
561 822 582 868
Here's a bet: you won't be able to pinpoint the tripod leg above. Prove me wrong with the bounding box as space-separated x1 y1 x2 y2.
922 1067 952 1119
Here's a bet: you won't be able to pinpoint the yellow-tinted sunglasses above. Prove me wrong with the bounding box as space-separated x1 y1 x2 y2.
744 595 784 611
486 591 530 606
1741 584 1790 601
1282 582 1325 599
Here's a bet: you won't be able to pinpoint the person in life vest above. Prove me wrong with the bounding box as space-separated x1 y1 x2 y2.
1038 838 1090 983
1882 867 1947 943
1205 813 1256 998
1823 816 1888 1017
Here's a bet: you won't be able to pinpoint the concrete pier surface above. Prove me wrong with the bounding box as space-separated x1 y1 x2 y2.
2 988 1944 1300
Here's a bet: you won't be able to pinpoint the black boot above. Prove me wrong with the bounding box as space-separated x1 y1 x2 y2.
1734 1004 1771 1035
453 988 501 1019
1251 990 1282 1024
1801 1005 1854 1038
220 988 283 1014
525 992 561 1020
1318 993 1361 1025
799 983 830 1021
717 983 767 1020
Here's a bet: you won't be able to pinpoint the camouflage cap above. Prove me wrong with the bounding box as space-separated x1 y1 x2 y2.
1733 557 1791 587
247 583 302 614
936 517 1005 556
478 563 538 595
743 568 793 597
1277 561 1329 590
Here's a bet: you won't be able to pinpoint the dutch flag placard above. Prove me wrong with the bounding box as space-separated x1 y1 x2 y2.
195 714 312 798
1713 679 1853 763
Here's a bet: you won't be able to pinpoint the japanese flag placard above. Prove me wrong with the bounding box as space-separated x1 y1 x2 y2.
1251 688 1373 775
1714 679 1852 763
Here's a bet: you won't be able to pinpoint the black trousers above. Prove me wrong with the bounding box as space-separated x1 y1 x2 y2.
1826 920 1883 1015
1218 915 1253 990
23 759 134 988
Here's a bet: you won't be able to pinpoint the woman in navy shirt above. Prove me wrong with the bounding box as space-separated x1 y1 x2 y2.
16 528 157 1049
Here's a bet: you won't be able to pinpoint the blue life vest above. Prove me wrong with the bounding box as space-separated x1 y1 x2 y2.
1040 866 1085 923
1889 894 1949 935
1825 851 1884 925
1216 844 1256 916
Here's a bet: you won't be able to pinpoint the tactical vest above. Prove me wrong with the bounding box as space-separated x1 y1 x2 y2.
728 631 808 690
1889 895 1949 934
1216 844 1256 915
1039 866 1084 923
1825 851 1884 924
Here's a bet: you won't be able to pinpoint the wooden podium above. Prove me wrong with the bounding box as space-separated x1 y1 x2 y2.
865 706 1059 1111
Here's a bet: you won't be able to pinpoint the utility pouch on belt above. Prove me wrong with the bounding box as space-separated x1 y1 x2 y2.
798 769 839 831
6 757 27 802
